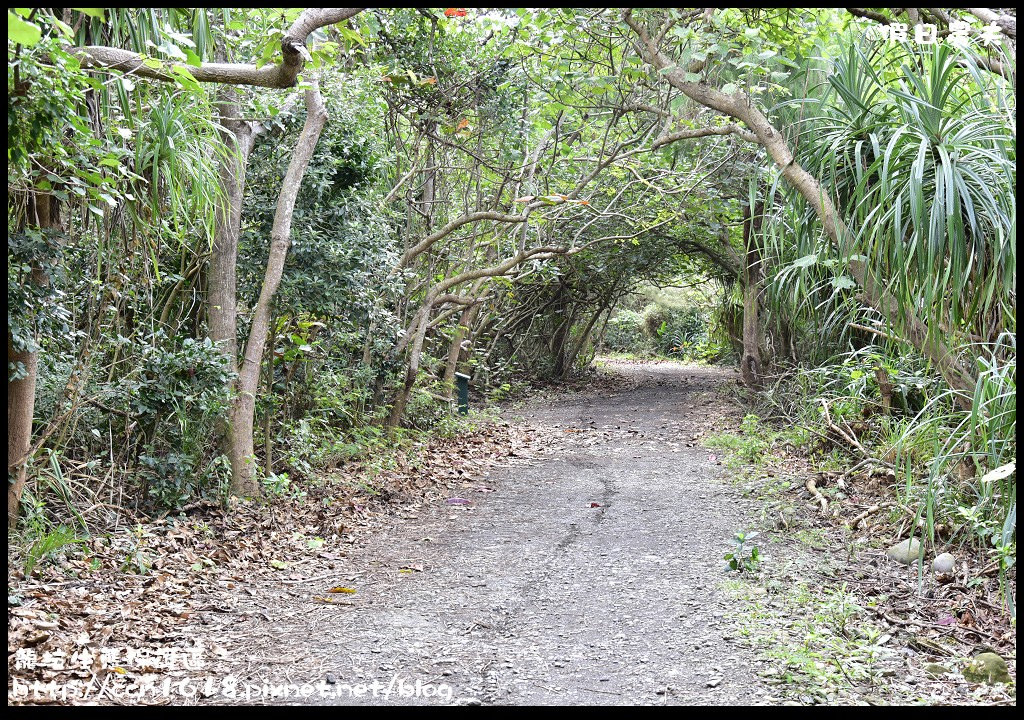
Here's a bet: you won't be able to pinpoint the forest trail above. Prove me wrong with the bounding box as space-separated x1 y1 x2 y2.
204 361 770 705
10 8 1016 709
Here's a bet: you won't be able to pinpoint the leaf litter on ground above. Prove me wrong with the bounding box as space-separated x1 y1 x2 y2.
7 418 550 705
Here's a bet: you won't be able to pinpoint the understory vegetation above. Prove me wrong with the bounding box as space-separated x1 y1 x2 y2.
7 8 1015 627
600 283 734 363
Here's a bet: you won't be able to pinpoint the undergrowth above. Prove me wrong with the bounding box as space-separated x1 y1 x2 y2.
708 341 1016 617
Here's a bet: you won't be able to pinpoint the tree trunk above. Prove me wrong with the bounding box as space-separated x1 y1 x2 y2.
442 280 486 393
209 94 257 492
567 301 610 373
421 133 436 230
388 304 432 428
8 335 40 527
776 316 798 364
227 84 328 495
209 92 256 375
8 191 58 527
442 305 478 392
875 366 894 415
740 202 763 388
593 305 615 354
550 280 574 379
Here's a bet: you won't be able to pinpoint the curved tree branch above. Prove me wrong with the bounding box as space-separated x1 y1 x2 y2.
77 8 364 89
623 9 978 404
652 123 759 149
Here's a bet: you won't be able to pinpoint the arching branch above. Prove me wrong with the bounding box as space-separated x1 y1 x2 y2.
76 8 365 89
623 9 978 404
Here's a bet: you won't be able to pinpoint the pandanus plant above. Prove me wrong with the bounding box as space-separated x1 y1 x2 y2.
761 36 1015 585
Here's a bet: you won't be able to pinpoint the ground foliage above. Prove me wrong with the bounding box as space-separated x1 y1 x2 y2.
8 416 540 704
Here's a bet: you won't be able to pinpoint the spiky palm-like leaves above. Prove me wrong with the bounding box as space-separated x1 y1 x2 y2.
761 37 1015 574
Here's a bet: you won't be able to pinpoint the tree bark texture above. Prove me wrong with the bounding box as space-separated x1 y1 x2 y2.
227 84 328 495
77 8 364 88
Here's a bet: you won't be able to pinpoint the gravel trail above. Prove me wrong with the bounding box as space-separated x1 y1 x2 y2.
212 362 769 705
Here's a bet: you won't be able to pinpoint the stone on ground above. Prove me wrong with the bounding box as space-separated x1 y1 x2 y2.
962 653 1012 684
885 538 922 564
931 552 955 574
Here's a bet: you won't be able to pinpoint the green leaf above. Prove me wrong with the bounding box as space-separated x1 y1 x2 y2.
8 11 41 46
51 17 74 38
71 8 105 19
169 65 201 91
183 47 202 67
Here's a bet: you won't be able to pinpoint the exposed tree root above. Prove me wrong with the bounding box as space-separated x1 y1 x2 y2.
847 502 893 530
805 476 828 513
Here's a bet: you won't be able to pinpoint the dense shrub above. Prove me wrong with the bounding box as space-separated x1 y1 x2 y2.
113 333 235 509
603 310 650 354
603 302 726 363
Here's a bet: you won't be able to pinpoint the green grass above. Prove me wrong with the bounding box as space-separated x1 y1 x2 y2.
720 574 900 701
793 527 829 550
704 413 777 470
22 525 84 575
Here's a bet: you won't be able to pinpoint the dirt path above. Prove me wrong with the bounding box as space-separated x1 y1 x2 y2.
203 361 770 705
